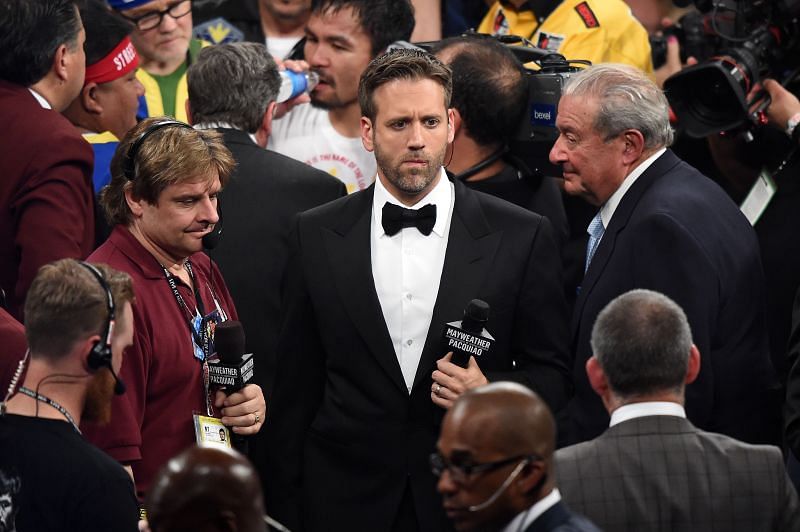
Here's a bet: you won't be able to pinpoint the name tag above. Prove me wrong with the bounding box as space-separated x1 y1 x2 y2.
193 414 231 449
740 168 777 226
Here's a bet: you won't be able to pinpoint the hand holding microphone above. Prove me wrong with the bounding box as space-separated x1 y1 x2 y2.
432 300 493 408
209 321 266 436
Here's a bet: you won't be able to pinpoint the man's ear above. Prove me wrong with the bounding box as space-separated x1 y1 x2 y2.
450 107 463 138
621 129 645 165
52 43 70 81
185 99 194 125
586 356 610 398
361 116 374 152
685 344 701 384
515 459 546 496
81 82 102 114
447 108 456 143
124 186 145 218
255 101 278 147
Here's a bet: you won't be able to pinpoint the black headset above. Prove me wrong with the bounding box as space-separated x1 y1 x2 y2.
78 262 115 371
122 119 194 181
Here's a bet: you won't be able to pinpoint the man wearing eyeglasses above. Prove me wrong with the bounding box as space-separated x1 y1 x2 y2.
434 382 598 532
108 0 203 123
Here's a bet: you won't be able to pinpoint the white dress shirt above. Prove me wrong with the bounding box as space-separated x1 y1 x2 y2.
609 401 687 427
501 489 563 532
28 88 51 109
371 169 454 393
599 147 666 229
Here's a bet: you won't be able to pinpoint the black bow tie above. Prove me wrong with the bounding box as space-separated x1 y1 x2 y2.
382 202 437 236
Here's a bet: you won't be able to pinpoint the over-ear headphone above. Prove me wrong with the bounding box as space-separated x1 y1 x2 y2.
122 119 194 181
78 262 115 371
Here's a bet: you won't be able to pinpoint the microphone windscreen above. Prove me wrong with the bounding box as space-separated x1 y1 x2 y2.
215 320 246 364
202 229 220 250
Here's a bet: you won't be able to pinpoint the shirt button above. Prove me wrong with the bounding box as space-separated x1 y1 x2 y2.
406 293 413 301
406 339 413 346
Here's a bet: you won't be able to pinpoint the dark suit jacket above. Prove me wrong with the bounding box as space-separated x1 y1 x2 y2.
265 177 571 531
0 81 95 320
568 150 777 445
556 415 800 531
207 128 345 395
524 500 600 532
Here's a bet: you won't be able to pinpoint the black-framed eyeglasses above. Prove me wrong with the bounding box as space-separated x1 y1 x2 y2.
430 452 539 484
120 0 191 31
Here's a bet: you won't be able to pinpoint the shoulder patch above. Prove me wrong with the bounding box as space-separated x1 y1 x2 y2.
536 31 565 52
574 2 600 29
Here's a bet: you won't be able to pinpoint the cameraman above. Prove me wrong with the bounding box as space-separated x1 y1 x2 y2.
431 36 568 246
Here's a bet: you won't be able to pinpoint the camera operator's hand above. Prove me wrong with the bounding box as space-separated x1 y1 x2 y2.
762 79 800 132
655 18 697 89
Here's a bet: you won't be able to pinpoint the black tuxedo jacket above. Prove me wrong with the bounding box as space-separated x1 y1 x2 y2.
568 150 778 445
524 500 600 532
265 177 571 531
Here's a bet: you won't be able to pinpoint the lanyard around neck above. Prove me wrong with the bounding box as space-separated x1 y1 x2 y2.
18 386 80 434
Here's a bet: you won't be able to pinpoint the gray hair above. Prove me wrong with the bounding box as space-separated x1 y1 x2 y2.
187 42 281 133
590 289 692 399
563 64 673 149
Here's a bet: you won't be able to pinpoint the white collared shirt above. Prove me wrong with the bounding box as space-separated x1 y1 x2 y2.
501 489 562 532
193 121 260 146
371 168 454 393
28 88 51 110
609 401 686 427
599 148 666 229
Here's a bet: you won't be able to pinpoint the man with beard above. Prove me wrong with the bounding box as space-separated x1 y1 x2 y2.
268 0 415 193
0 259 138 531
266 49 571 531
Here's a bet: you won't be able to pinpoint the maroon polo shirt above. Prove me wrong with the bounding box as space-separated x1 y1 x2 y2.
81 226 238 498
0 307 26 391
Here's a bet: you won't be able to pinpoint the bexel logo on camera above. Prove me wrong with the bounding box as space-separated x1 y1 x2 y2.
531 104 557 127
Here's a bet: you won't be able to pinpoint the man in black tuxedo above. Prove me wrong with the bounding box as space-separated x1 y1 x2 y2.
265 49 571 531
551 63 778 446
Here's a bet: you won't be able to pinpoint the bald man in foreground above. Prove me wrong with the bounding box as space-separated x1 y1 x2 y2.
145 446 284 532
435 382 598 531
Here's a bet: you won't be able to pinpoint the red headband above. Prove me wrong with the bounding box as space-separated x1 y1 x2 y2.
84 37 139 85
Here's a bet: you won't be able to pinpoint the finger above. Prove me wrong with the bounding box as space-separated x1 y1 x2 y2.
665 36 681 70
220 398 263 422
214 389 227 409
431 391 453 409
220 384 260 408
686 56 698 67
432 369 466 394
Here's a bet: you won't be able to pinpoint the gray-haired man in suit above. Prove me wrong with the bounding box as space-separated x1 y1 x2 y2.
556 289 800 531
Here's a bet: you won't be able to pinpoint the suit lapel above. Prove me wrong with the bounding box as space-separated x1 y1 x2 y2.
571 150 682 336
322 186 408 395
412 180 502 391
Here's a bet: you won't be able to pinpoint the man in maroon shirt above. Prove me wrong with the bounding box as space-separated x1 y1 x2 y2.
0 0 95 320
82 117 266 499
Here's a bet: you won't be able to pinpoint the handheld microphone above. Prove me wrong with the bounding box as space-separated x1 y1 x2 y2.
442 299 495 368
208 320 254 394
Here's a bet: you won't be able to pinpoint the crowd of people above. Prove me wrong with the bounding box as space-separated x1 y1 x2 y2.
2 0 800 531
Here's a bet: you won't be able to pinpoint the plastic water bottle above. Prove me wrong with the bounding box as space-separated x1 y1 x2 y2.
276 70 319 102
